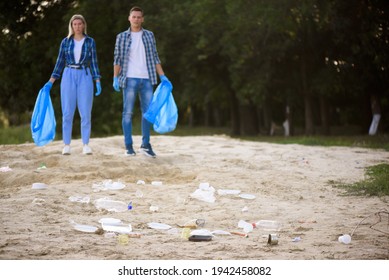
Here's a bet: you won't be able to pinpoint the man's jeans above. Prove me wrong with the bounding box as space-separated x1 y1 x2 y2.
122 78 153 149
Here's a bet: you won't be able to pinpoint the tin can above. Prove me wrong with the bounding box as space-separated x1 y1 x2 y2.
268 233 278 245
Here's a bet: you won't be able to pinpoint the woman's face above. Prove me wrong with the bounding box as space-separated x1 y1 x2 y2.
72 19 84 35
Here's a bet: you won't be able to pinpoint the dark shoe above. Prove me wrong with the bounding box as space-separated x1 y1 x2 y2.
125 145 136 156
139 143 156 158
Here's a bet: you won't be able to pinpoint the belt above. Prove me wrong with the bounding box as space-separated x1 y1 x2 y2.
66 64 89 76
67 64 83 69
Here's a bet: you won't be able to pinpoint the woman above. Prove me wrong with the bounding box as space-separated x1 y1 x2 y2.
43 14 102 155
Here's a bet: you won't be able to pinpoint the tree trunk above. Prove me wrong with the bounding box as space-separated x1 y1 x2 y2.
263 97 272 134
229 90 240 136
239 103 258 136
187 105 194 127
319 96 330 135
283 105 291 136
301 58 314 135
368 94 381 135
204 99 212 127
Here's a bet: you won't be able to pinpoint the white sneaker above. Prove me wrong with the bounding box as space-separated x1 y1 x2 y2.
82 145 92 155
62 145 71 155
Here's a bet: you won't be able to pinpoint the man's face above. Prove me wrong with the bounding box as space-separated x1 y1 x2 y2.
129 11 144 28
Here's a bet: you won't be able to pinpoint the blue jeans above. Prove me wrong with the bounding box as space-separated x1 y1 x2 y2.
122 78 153 149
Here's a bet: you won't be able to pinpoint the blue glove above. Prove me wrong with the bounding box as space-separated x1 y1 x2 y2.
44 81 53 91
160 75 169 83
95 81 102 96
113 77 120 92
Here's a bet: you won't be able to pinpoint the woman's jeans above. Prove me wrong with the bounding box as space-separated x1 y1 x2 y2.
60 67 94 145
122 78 153 149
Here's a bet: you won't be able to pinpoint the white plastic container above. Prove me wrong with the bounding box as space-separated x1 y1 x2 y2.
94 197 128 212
32 182 48 189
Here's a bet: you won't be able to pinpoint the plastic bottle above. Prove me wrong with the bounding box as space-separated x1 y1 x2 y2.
254 220 281 231
238 220 254 233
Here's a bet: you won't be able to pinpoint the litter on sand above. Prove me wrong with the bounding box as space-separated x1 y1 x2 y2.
0 166 12 172
94 197 129 212
217 189 241 195
92 180 126 191
101 224 133 234
70 220 99 233
190 182 216 203
68 196 90 204
147 222 172 230
98 218 122 225
238 193 256 200
32 183 48 190
238 220 254 233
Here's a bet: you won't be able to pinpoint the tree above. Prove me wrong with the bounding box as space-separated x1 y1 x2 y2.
0 0 75 126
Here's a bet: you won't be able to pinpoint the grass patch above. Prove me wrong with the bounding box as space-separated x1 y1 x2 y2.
0 125 33 144
240 135 389 151
1 124 388 151
332 163 389 196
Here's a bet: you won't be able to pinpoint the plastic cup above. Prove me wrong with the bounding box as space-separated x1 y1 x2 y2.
181 228 191 239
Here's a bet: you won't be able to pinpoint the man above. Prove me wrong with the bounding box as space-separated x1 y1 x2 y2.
113 6 169 157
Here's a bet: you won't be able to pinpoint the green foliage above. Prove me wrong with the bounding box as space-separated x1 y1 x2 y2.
1 0 388 136
0 125 32 144
332 164 389 197
240 134 389 151
0 0 76 125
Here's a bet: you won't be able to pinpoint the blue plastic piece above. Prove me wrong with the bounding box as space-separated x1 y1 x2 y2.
31 86 56 146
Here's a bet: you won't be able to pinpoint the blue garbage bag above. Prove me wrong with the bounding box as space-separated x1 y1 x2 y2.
144 80 178 134
31 86 56 146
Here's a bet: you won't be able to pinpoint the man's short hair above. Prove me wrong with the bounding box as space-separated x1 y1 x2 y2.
130 6 143 16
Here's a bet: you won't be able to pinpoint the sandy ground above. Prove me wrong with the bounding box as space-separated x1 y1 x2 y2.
0 135 388 260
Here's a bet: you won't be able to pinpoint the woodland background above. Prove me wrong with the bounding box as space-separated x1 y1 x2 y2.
0 0 388 137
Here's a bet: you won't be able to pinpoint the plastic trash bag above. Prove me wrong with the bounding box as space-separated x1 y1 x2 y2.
144 80 178 134
154 92 178 134
31 87 56 146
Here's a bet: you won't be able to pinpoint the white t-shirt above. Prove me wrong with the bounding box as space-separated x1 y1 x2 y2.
126 31 149 78
73 37 85 64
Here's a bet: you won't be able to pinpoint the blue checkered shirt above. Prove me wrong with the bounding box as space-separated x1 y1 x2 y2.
51 35 101 80
114 28 161 87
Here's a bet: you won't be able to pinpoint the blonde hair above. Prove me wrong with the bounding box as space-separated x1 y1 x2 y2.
67 14 87 38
